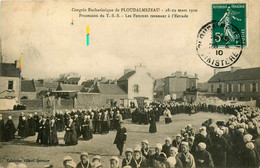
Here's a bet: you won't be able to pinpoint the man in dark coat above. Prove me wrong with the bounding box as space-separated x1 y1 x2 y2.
194 142 214 168
113 121 127 156
4 116 16 141
0 114 4 142
27 114 36 136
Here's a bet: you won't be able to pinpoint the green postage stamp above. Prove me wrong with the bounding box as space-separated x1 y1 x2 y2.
212 4 246 47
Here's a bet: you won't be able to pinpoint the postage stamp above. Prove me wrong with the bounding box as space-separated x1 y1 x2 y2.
196 3 246 69
212 3 246 47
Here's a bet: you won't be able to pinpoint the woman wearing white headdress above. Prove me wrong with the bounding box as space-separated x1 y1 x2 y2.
4 116 16 141
164 107 172 124
64 118 78 145
17 116 28 139
177 142 195 168
166 147 183 168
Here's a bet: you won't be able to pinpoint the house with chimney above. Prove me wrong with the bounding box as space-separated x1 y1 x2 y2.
0 61 21 110
117 65 154 106
0 61 20 99
208 67 260 101
164 71 198 99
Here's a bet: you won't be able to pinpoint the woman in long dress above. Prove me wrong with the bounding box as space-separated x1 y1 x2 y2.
27 114 36 136
17 116 28 139
4 116 16 141
149 111 157 133
81 115 93 140
164 108 172 124
49 119 59 146
64 119 78 145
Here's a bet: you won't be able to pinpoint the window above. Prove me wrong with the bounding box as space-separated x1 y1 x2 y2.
250 83 258 92
8 81 14 90
133 84 139 93
211 85 214 92
227 84 233 92
217 84 222 93
238 83 245 92
120 99 124 106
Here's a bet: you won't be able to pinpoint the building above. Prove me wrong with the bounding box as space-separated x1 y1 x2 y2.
164 71 198 99
98 84 128 107
53 83 83 99
154 78 165 100
77 83 127 107
34 79 59 98
117 65 154 105
20 80 37 99
208 67 260 101
58 72 85 85
0 61 20 99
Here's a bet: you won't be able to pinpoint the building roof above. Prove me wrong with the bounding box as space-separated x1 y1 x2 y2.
21 80 36 92
56 84 83 91
43 82 59 89
208 71 231 83
208 67 260 83
225 67 260 81
97 84 127 95
35 80 59 88
80 84 100 93
65 77 81 83
81 80 95 87
0 63 20 77
117 71 135 82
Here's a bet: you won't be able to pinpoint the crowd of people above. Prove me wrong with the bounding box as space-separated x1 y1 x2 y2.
1 102 260 168
0 107 132 145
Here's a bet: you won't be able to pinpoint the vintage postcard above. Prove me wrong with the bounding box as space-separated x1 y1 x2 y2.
0 0 259 168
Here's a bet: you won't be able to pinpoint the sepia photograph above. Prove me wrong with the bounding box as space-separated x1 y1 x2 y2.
0 0 260 168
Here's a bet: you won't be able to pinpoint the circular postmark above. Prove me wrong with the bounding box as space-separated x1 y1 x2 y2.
196 20 243 68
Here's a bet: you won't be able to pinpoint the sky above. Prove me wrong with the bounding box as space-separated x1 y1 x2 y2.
1 1 260 82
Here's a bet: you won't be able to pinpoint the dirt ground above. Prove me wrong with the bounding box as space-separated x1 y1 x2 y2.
0 111 230 168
